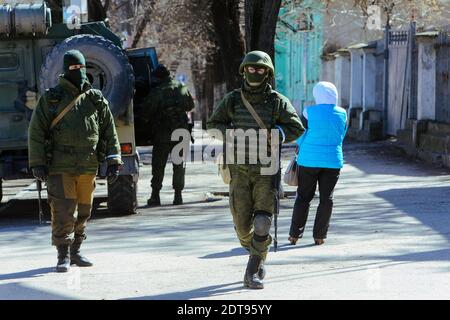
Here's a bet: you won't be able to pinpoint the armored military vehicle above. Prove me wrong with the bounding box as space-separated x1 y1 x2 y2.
0 0 158 214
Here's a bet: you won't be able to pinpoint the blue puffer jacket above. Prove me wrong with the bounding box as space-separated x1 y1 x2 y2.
296 82 347 169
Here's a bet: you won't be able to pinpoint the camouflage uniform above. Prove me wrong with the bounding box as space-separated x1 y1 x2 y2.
207 51 304 289
141 66 195 205
28 50 121 271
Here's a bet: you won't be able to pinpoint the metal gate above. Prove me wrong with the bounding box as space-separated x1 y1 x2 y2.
386 24 418 136
436 33 450 124
387 31 408 135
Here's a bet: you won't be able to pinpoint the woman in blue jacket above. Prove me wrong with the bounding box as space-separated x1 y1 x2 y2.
289 81 347 245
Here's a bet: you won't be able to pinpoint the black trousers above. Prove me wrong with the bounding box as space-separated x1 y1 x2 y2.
289 166 340 239
151 143 185 191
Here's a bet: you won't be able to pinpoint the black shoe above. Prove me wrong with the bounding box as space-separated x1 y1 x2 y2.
243 255 264 289
56 245 70 273
147 191 161 206
288 236 298 245
314 238 325 245
173 190 183 205
70 242 93 267
288 233 303 245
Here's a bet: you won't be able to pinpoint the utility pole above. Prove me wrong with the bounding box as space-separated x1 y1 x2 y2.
383 16 390 137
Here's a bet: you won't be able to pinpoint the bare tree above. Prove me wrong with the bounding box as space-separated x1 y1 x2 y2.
352 0 447 29
211 0 246 90
131 1 155 48
103 0 111 12
245 0 282 59
88 0 108 22
102 0 285 122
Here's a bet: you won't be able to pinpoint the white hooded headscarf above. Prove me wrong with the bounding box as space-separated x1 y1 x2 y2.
313 81 338 105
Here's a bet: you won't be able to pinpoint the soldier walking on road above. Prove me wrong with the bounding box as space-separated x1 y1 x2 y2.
141 64 195 206
207 51 304 289
28 50 122 273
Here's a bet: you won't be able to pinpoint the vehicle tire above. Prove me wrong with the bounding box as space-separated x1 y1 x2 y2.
39 34 134 117
107 175 138 215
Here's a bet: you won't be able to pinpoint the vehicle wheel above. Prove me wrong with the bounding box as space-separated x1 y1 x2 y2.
107 175 138 215
39 34 134 117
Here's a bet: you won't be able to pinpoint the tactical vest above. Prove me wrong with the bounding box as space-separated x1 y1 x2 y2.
226 89 282 165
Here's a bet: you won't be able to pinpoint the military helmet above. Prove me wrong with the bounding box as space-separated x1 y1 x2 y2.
239 51 274 77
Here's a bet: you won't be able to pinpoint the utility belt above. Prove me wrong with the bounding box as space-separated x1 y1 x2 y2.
53 145 96 155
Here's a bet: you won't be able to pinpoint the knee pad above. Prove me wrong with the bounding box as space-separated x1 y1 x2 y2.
253 211 272 242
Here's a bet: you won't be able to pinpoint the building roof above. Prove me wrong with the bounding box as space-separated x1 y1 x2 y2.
347 43 369 50
416 31 439 37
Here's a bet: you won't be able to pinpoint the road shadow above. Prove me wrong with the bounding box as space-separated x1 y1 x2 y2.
343 141 450 177
88 198 225 220
140 198 223 209
122 281 244 300
0 197 107 220
375 186 450 243
272 242 316 252
199 242 316 259
199 247 248 259
375 248 450 263
267 249 450 285
0 199 51 220
0 282 74 300
0 267 54 281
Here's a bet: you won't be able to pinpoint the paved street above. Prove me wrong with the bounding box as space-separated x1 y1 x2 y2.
0 141 449 300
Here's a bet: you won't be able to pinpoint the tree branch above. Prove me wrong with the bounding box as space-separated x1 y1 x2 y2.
131 2 154 48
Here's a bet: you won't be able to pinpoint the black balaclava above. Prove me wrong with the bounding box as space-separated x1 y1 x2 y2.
63 50 87 90
242 65 271 104
244 65 269 87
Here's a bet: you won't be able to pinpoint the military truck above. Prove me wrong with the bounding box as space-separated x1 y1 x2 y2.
0 0 158 214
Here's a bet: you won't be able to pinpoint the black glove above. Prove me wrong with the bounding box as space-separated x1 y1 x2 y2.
106 164 120 184
32 166 48 182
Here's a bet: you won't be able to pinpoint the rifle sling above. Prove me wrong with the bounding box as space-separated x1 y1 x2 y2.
50 93 86 130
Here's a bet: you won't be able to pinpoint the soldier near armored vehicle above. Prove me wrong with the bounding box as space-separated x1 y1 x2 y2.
207 51 304 289
28 50 123 273
141 64 195 206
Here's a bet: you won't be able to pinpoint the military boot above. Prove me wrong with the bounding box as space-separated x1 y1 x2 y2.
258 262 266 280
242 246 265 279
243 255 264 289
147 190 161 206
70 242 93 267
56 245 70 273
173 190 183 205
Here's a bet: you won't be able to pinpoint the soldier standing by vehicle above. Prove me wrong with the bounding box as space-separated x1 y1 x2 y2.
142 64 195 206
28 50 122 273
207 51 304 289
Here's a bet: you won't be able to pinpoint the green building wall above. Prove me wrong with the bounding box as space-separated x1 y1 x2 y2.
275 2 324 115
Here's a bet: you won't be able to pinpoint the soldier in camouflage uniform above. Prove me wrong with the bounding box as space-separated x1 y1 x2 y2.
141 64 195 206
207 51 304 289
28 50 122 272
